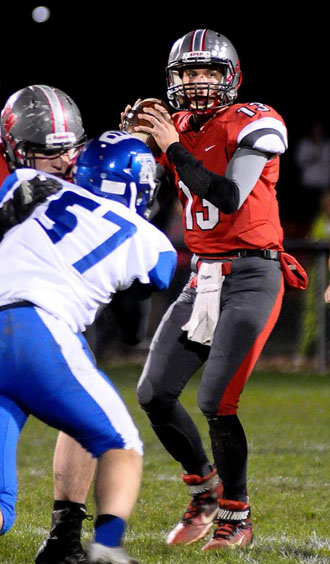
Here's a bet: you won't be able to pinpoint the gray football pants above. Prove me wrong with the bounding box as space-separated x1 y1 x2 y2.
137 257 284 492
138 256 284 415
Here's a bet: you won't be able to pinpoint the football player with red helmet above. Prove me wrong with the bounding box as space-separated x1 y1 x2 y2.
136 29 290 550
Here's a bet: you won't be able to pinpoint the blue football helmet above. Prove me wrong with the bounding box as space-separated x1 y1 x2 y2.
72 130 157 218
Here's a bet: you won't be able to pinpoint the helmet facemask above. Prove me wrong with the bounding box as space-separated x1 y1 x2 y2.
10 141 84 176
167 61 240 112
135 154 157 219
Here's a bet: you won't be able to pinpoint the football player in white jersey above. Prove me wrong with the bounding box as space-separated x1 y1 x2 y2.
0 131 177 564
1 87 164 564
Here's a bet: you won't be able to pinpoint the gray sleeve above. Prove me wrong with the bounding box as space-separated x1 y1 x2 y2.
225 147 269 208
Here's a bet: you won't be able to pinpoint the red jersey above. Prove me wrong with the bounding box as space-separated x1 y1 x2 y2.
163 102 288 255
0 149 9 186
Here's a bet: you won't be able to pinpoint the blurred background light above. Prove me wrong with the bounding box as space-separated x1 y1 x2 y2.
32 6 50 23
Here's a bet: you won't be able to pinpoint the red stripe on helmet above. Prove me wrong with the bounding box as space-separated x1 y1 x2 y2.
57 95 68 132
200 29 207 50
189 30 197 51
190 29 207 52
37 86 55 133
37 85 68 133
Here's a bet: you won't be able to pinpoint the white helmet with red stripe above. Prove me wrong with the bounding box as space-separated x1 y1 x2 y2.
166 29 242 112
0 84 86 172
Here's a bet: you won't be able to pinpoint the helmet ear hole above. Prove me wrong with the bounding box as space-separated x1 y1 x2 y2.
126 153 133 171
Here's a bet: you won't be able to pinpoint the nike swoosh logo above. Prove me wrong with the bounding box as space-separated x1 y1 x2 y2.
205 145 216 152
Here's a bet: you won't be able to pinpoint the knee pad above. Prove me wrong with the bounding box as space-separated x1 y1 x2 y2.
137 377 174 414
198 390 239 416
136 376 153 409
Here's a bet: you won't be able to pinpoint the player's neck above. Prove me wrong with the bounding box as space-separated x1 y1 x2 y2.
190 113 211 130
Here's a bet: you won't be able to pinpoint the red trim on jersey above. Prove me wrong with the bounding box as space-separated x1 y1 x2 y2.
0 151 10 186
217 275 285 416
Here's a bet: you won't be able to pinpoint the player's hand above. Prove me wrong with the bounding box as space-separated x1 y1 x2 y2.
324 283 330 303
119 99 142 129
0 174 62 240
134 104 179 153
14 174 62 218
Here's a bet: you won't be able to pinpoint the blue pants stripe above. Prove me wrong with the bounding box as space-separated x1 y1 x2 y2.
0 306 142 533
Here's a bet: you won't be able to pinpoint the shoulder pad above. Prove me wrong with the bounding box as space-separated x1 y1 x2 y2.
237 116 288 155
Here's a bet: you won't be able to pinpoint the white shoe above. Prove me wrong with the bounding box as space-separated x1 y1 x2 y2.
87 542 139 564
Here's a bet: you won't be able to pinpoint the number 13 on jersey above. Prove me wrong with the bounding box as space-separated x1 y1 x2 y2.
179 180 219 231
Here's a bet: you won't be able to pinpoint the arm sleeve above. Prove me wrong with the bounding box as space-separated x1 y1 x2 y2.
225 147 269 207
148 250 177 291
167 142 270 212
166 142 239 213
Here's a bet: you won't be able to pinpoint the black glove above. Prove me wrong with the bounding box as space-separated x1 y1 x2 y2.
0 174 62 239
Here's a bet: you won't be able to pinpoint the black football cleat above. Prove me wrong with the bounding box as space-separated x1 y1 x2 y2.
35 505 92 564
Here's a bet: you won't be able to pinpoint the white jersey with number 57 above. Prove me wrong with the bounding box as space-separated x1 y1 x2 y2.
0 169 177 332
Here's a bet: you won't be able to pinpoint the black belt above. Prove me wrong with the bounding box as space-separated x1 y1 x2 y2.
0 300 34 312
198 249 281 260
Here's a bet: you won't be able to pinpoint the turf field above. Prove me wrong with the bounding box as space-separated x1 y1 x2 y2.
1 365 329 564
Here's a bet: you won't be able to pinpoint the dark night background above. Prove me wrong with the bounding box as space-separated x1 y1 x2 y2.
1 3 328 227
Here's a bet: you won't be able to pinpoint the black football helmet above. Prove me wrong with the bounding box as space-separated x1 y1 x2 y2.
166 29 242 112
0 85 86 173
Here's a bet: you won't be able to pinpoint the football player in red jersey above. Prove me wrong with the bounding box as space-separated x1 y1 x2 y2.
135 29 289 550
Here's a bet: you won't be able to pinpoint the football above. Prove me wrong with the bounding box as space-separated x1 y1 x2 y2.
121 98 171 156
